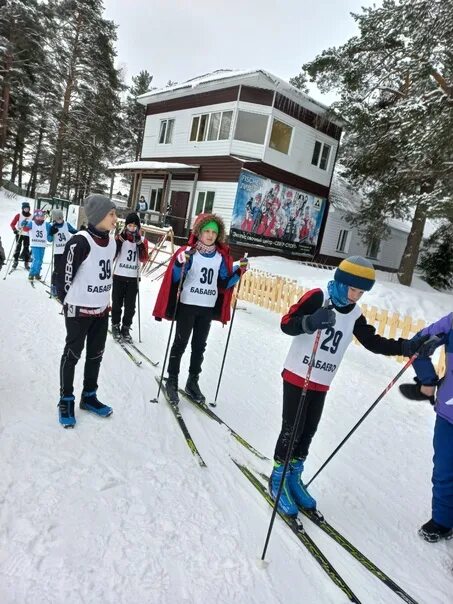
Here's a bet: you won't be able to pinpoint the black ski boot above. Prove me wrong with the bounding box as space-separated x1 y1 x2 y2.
112 323 121 340
185 373 205 404
12 260 18 270
165 375 179 406
24 261 30 271
419 519 453 543
121 324 132 343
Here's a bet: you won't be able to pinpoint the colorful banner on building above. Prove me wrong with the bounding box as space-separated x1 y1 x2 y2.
229 170 326 257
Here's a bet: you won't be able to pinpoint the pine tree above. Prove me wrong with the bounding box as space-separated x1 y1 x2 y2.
418 221 453 290
293 0 453 285
119 70 154 162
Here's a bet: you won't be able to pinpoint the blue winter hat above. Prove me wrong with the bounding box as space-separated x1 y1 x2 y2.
334 256 375 291
22 201 30 210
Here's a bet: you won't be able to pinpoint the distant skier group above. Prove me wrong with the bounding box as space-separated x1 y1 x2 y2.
3 193 453 545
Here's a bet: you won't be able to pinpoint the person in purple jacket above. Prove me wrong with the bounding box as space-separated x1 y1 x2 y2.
399 312 453 543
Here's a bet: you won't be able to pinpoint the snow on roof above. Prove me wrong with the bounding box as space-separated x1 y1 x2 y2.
108 161 199 172
137 68 336 118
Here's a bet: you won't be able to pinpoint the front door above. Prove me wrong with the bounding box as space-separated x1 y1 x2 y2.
168 191 190 238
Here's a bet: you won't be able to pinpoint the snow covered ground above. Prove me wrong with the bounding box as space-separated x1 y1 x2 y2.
0 189 452 604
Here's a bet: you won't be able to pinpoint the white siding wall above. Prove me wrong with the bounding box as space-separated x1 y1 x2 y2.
319 207 408 269
141 98 338 190
263 108 337 188
139 179 238 232
142 102 237 159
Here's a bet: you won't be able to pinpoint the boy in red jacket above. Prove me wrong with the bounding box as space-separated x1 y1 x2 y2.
153 213 247 405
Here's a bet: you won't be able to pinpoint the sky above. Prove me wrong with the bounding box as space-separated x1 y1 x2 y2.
103 0 380 104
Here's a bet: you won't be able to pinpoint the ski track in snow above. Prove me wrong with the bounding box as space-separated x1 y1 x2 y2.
0 190 452 604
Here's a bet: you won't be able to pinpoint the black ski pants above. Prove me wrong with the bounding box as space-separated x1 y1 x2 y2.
111 276 138 328
60 315 109 397
13 235 30 262
274 380 326 462
167 303 213 378
52 254 65 289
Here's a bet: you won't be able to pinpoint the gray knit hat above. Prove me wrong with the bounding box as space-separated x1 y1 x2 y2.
84 194 116 226
52 209 64 222
334 255 376 291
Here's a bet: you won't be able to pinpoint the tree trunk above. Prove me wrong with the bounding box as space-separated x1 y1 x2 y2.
18 142 24 188
27 99 48 197
0 50 14 181
49 12 83 196
397 200 427 286
10 133 19 183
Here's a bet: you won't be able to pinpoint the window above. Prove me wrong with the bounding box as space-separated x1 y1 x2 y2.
195 191 215 215
269 118 292 154
149 188 163 211
366 238 380 259
190 111 233 142
311 141 331 170
336 229 350 253
233 111 268 144
158 119 174 144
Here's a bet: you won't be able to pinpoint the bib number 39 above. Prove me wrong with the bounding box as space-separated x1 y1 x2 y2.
99 259 111 280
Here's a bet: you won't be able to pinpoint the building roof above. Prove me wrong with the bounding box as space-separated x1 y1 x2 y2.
137 68 343 125
108 161 199 173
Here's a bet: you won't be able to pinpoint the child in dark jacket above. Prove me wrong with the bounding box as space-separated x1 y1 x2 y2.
48 209 78 296
153 213 248 406
111 212 149 342
10 201 31 269
399 313 453 542
270 255 435 517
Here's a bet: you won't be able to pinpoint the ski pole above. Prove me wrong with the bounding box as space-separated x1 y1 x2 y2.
214 253 248 405
260 307 326 563
137 265 142 343
305 350 424 487
151 258 187 403
2 236 18 280
44 240 54 283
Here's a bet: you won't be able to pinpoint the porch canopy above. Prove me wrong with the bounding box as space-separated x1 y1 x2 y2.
107 160 200 221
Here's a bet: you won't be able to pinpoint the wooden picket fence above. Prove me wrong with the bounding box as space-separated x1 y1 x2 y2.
236 270 445 374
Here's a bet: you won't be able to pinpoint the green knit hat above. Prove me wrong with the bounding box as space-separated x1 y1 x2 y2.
201 220 219 234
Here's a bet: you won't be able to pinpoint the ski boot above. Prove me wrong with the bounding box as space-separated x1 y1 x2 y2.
80 390 113 417
185 373 205 404
419 519 453 543
269 462 298 517
24 261 30 271
28 274 34 282
35 274 41 281
58 396 76 428
121 325 132 344
287 458 317 510
112 323 121 340
165 375 179 406
12 260 18 270
50 285 57 298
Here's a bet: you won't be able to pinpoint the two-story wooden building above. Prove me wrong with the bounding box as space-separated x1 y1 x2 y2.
111 69 342 259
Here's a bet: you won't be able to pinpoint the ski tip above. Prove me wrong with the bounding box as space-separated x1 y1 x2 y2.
208 402 217 408
150 398 159 404
256 557 270 570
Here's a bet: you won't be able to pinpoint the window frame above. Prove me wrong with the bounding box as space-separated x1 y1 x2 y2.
158 119 175 144
268 117 293 155
233 110 269 145
189 110 233 142
195 191 216 215
366 237 380 259
149 187 163 212
311 140 332 170
336 229 350 253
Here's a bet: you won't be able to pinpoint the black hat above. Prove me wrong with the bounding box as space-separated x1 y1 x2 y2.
125 212 141 228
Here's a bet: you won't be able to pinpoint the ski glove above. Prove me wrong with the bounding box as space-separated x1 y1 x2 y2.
176 247 196 265
13 228 18 236
50 223 59 235
302 307 336 334
401 334 440 358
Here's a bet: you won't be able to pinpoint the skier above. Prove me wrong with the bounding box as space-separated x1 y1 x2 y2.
56 194 117 428
153 213 248 405
21 208 51 281
270 255 436 516
0 236 5 271
48 209 78 296
399 313 453 542
10 201 32 270
111 212 149 342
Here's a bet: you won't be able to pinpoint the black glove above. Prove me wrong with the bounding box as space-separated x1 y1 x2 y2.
50 223 59 235
133 230 142 244
402 334 440 358
302 307 336 334
13 228 18 237
399 378 436 405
